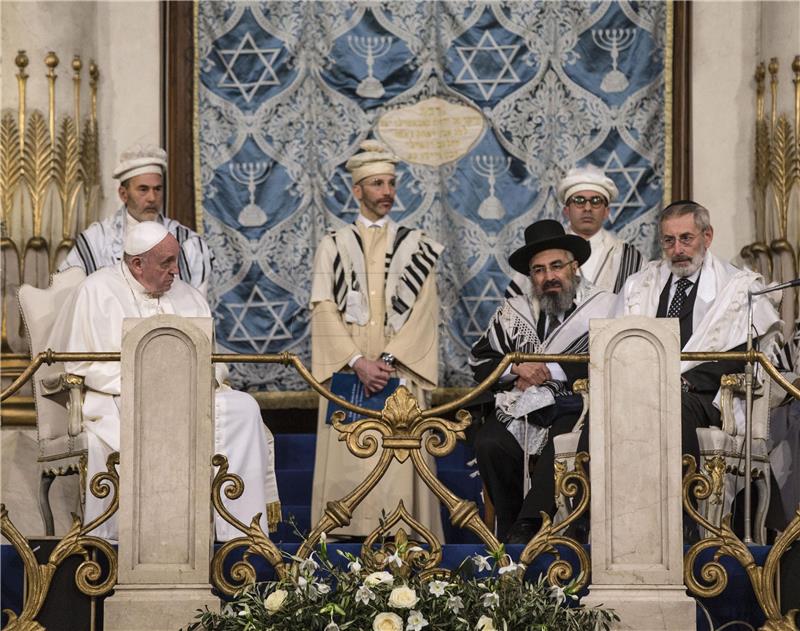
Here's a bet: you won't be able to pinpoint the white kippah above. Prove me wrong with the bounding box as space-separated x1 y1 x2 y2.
112 144 167 181
124 221 169 255
345 139 398 184
557 164 618 204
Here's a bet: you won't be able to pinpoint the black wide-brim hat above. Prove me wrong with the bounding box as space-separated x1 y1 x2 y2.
508 219 591 274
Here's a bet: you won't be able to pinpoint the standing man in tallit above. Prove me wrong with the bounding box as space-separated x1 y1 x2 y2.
310 140 444 539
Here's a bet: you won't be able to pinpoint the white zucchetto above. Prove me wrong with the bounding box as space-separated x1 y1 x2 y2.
557 164 618 204
112 144 167 181
124 221 169 256
345 139 399 185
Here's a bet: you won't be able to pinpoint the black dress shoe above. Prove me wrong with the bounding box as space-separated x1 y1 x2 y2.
505 519 540 545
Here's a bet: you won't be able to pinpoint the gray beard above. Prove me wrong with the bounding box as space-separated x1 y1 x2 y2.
668 249 705 278
538 283 578 318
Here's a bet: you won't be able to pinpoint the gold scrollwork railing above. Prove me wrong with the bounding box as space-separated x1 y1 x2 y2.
3 347 799 629
683 456 800 631
0 454 120 631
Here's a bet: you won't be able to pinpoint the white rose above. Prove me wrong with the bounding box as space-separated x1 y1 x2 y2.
364 571 394 587
476 615 496 631
387 585 419 609
264 588 288 614
373 611 403 631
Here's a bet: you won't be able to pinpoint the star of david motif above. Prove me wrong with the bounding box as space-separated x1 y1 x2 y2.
333 171 406 215
603 152 646 223
226 285 292 353
216 32 280 103
454 31 520 100
461 278 505 336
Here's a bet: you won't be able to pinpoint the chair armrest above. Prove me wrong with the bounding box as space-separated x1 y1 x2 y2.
719 373 765 436
39 372 85 438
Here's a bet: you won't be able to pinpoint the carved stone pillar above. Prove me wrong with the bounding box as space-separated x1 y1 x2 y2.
582 317 695 630
104 315 219 631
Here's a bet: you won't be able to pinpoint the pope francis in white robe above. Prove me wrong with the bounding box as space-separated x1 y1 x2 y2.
49 223 279 541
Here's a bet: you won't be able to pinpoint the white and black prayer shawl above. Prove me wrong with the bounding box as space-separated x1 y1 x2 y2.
609 241 644 293
470 283 614 454
64 207 211 288
326 221 443 333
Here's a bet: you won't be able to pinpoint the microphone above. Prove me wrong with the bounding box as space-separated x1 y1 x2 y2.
749 277 800 296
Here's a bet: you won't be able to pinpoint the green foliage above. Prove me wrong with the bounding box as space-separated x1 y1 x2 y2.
185 541 617 631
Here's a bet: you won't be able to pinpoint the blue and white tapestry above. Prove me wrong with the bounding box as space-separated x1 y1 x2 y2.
196 1 670 390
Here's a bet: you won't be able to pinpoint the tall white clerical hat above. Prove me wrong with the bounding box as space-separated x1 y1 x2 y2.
345 139 399 184
125 221 169 255
112 144 167 181
557 164 618 204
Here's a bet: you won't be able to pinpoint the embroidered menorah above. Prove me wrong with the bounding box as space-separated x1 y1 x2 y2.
229 161 271 227
591 28 636 93
471 155 511 220
348 35 392 99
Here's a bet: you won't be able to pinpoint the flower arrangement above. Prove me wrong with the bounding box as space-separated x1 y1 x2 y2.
186 533 617 631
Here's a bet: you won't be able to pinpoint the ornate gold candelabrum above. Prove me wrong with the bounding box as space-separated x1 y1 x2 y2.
0 50 101 424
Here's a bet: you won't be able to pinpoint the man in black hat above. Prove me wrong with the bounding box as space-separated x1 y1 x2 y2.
469 219 617 543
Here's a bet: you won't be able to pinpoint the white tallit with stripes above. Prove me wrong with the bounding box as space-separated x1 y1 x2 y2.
310 220 443 334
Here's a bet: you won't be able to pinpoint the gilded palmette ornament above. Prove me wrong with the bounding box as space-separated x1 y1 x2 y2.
22 110 53 238
0 113 22 226
54 116 83 243
769 116 796 240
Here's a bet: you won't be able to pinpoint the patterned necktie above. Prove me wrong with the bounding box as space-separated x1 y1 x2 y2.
667 277 692 317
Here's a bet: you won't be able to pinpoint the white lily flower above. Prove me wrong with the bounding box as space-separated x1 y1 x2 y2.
446 595 464 613
356 585 376 605
472 555 492 572
427 580 448 597
406 609 429 631
348 559 363 573
481 591 499 608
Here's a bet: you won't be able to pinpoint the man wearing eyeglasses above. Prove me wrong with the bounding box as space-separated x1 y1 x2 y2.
618 200 782 473
470 219 617 543
506 165 643 299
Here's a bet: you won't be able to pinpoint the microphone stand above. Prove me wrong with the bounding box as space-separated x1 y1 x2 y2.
744 277 800 544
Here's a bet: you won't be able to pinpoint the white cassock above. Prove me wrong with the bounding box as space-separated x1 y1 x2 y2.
58 206 213 297
49 263 279 541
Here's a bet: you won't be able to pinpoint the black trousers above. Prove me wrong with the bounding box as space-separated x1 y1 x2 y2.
473 407 582 541
474 391 720 540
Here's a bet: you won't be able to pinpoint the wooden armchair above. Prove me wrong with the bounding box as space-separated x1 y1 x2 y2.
17 267 87 535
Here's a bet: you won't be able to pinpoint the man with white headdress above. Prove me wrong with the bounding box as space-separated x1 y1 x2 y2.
59 144 213 296
309 139 444 538
506 165 644 298
50 221 279 541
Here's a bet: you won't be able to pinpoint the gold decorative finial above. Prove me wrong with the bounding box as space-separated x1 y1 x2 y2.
89 61 99 84
45 51 59 72
15 50 29 76
755 62 765 83
792 55 800 75
72 55 82 73
768 57 779 78
72 55 82 124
